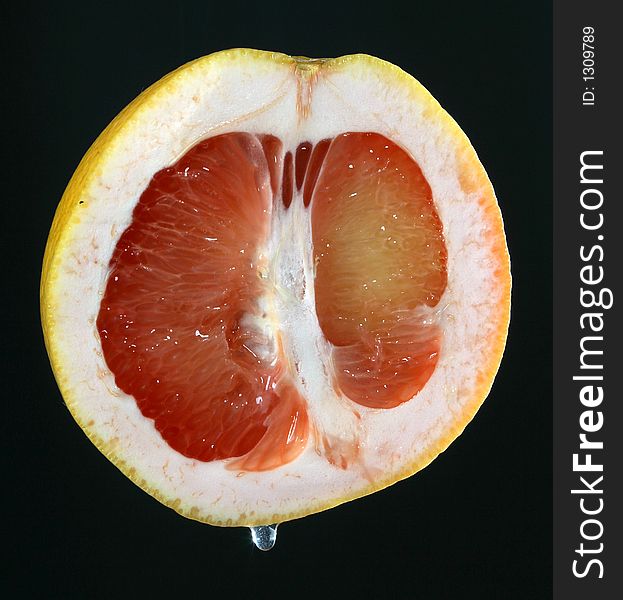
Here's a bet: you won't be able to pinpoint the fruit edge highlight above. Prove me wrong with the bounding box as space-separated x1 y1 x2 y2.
41 49 511 526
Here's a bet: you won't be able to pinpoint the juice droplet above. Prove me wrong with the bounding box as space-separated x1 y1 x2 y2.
249 524 279 551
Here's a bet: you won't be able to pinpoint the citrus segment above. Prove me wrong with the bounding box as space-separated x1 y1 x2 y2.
312 132 447 409
42 49 510 526
96 132 308 468
295 142 312 191
303 139 332 208
282 151 294 208
258 134 283 198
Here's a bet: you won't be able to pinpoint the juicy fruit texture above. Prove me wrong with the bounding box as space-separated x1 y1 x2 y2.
97 133 308 471
97 131 447 470
312 133 447 408
43 50 511 526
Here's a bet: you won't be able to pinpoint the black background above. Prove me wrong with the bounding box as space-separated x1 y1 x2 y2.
6 1 552 598
553 2 622 598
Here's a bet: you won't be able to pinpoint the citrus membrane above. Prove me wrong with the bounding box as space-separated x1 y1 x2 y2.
41 50 510 526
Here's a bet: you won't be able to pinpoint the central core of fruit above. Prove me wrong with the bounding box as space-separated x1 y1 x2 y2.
96 131 447 471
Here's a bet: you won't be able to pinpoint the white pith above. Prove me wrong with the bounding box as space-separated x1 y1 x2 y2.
46 51 508 525
265 191 366 463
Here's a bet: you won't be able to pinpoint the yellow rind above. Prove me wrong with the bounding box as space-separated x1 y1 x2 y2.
41 48 511 527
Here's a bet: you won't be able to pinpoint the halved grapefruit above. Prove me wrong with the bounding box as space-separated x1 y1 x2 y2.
41 49 510 527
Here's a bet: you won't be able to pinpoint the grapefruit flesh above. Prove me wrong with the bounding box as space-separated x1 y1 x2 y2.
96 130 447 470
42 50 511 526
312 132 447 409
96 133 309 471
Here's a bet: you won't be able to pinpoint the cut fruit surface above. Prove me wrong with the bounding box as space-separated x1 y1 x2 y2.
41 49 510 526
312 132 447 409
96 133 309 470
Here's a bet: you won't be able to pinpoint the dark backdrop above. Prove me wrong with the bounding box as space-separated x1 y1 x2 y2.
6 1 552 598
